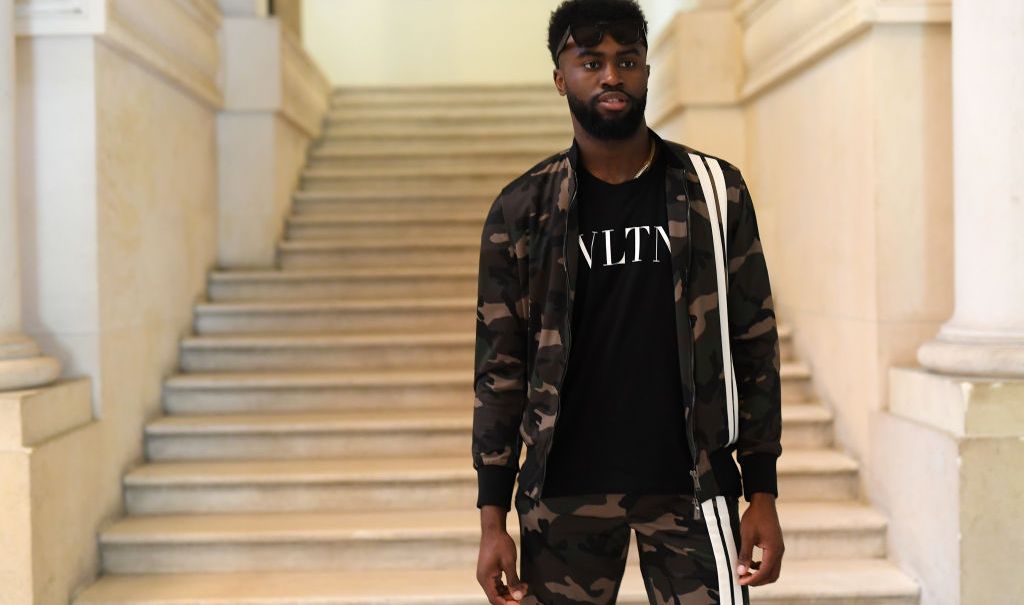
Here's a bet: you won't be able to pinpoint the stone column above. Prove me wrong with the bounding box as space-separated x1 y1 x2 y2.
885 2 1024 601
916 0 1024 377
0 0 60 391
216 0 328 268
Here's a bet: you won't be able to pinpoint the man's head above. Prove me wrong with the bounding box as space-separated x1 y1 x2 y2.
548 0 650 141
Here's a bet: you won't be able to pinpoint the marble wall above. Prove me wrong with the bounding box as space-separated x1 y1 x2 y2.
11 23 221 601
647 0 953 488
743 21 953 468
6 1 328 602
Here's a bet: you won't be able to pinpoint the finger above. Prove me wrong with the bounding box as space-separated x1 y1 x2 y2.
735 526 756 576
503 562 525 601
484 571 512 605
738 547 779 586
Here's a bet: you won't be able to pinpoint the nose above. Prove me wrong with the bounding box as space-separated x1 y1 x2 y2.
599 62 623 87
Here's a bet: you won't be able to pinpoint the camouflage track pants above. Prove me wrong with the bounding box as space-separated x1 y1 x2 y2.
514 491 751 605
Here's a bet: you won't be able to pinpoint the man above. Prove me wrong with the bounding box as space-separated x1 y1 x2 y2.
473 1 784 603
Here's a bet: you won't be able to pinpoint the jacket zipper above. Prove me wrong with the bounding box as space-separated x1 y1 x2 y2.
683 182 703 521
537 170 578 500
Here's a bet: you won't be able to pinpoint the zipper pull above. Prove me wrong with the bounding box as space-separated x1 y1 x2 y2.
690 469 702 521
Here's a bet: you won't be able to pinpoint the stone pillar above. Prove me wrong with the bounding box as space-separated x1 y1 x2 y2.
884 3 1024 602
916 0 1024 377
0 0 60 391
216 0 328 268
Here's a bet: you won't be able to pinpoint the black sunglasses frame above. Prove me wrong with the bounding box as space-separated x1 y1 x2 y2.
553 20 648 65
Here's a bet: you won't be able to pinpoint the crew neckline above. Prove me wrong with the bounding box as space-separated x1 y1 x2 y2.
579 145 662 188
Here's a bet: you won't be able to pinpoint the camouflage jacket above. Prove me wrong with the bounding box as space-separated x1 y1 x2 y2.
472 126 782 519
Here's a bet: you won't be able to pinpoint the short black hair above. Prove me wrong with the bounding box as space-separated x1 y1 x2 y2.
548 0 649 67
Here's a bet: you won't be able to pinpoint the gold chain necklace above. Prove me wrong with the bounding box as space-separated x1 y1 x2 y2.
631 136 656 180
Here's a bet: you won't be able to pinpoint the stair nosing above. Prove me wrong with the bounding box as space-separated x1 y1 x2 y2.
163 368 470 390
277 238 478 252
99 501 888 546
193 297 476 313
74 559 920 604
124 449 858 487
208 266 478 282
180 331 473 349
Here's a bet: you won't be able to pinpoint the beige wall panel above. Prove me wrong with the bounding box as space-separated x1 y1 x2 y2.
746 29 878 458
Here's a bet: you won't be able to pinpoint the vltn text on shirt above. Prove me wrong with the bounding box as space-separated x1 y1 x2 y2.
578 225 672 269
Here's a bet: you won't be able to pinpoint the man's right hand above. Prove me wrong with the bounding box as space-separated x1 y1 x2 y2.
477 506 528 604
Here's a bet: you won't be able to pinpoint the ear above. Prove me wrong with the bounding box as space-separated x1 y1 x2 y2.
552 68 566 96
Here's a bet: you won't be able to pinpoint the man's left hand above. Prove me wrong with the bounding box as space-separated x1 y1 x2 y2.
736 492 784 586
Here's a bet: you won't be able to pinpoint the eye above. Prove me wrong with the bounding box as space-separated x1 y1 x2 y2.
620 59 637 68
583 60 600 70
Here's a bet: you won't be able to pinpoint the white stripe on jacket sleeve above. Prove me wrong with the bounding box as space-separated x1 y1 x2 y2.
688 152 739 447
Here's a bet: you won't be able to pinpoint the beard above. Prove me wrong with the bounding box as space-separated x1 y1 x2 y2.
566 86 647 140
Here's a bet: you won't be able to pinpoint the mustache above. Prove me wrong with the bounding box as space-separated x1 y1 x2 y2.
593 90 634 103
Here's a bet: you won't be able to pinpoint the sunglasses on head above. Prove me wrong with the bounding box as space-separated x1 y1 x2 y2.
553 19 648 64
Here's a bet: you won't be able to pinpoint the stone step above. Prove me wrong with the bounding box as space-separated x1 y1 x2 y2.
783 360 814 400
74 558 921 605
163 368 471 415
299 167 512 193
291 189 492 214
302 163 528 180
145 402 832 462
178 329 804 382
98 500 886 574
277 236 479 269
325 105 566 124
203 268 793 363
329 84 557 103
206 266 479 302
311 137 566 156
123 449 859 515
163 361 814 415
325 85 560 104
202 270 797 359
329 99 564 114
306 143 562 170
316 122 570 141
285 210 484 240
146 408 474 461
178 331 475 373
782 403 835 448
192 297 475 335
307 150 547 173
329 94 562 110
299 179 506 196
778 324 795 362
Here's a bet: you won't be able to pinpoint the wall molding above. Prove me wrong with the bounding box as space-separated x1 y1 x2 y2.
736 0 951 101
98 0 223 108
18 0 223 108
279 25 329 138
14 0 105 36
646 7 742 126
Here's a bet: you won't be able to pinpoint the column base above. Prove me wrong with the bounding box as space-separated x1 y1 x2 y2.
885 366 1024 603
917 337 1024 378
0 334 61 391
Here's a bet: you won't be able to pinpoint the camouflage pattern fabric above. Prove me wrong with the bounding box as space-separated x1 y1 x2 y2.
473 126 782 516
514 491 750 604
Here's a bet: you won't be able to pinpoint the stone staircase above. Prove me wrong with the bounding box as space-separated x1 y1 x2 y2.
74 84 919 604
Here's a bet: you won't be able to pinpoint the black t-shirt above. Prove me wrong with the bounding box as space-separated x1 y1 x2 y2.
542 145 695 498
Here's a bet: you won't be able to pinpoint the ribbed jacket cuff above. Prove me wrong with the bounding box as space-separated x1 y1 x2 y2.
738 453 778 502
476 465 518 511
